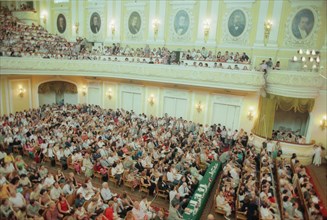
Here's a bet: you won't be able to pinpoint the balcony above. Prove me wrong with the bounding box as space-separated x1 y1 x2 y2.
266 70 325 98
0 57 264 92
12 11 38 26
1 57 325 97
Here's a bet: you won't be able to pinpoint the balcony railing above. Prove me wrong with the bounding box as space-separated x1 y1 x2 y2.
0 57 264 92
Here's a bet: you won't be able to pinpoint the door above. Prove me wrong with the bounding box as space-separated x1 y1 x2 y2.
88 87 101 106
121 92 142 114
212 103 240 130
163 97 188 119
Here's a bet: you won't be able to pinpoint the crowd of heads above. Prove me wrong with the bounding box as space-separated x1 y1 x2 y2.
0 8 252 70
272 129 306 144
0 103 252 219
291 154 324 220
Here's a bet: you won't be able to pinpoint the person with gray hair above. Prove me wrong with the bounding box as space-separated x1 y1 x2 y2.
100 182 116 202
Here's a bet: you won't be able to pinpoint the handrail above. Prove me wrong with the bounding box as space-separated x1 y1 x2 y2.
253 132 314 146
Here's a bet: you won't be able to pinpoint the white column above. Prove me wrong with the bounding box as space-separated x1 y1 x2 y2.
115 0 122 42
105 1 114 43
147 0 156 43
207 0 219 46
78 0 84 37
195 0 208 44
45 0 51 32
70 0 77 41
268 0 283 47
253 0 269 47
157 0 166 45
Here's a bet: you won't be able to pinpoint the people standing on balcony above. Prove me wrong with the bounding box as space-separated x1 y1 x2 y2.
273 61 281 70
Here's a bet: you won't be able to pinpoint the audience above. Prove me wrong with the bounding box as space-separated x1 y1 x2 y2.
0 103 247 219
0 7 251 70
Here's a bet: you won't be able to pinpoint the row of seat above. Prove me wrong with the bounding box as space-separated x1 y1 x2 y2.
276 158 307 220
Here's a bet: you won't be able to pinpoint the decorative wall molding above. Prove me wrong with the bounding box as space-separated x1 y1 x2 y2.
86 8 105 42
52 8 70 38
120 84 144 93
211 94 244 106
169 3 195 41
0 58 265 92
163 89 190 99
222 7 252 45
224 0 255 6
124 3 146 41
283 6 321 48
266 70 324 98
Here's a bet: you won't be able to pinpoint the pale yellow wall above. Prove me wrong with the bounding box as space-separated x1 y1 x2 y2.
32 0 327 69
310 90 327 146
1 75 326 144
9 79 31 113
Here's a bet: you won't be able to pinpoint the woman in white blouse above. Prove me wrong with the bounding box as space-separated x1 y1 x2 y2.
216 191 232 219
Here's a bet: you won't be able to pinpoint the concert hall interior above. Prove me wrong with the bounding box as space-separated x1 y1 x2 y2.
0 0 326 220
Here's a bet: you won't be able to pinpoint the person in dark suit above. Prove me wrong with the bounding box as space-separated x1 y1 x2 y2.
57 15 66 33
229 13 245 37
90 14 101 34
292 16 310 39
129 14 140 34
135 158 144 172
174 14 188 35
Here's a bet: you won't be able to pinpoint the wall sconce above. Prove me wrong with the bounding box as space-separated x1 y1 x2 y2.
106 88 113 99
41 11 47 25
264 20 272 45
152 19 160 40
203 19 210 42
247 107 255 120
110 20 115 38
81 86 87 96
18 86 26 97
148 94 155 106
320 115 327 130
195 101 203 113
73 22 79 34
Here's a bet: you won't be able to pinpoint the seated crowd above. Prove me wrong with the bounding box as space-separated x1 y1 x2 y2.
291 154 324 220
236 146 259 220
214 145 243 220
259 148 281 219
276 158 304 220
0 7 252 70
0 103 248 219
272 129 306 144
214 138 260 220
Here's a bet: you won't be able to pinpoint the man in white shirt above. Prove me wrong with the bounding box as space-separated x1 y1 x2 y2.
178 182 190 198
50 182 63 201
9 192 26 208
63 181 75 195
132 201 148 220
100 182 115 202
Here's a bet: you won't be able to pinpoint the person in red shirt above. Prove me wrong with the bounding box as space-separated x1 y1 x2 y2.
57 194 71 216
104 201 115 220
